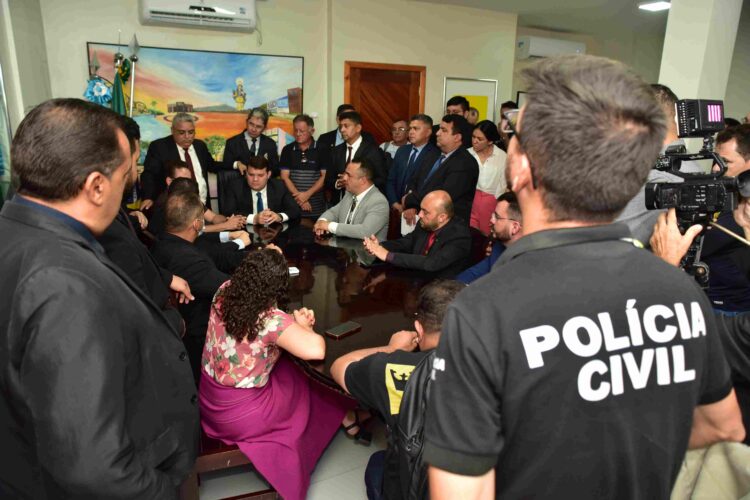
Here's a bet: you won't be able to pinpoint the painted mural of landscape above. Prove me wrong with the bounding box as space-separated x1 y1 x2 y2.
87 43 303 163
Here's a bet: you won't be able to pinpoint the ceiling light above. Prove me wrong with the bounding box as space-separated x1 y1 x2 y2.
638 1 671 12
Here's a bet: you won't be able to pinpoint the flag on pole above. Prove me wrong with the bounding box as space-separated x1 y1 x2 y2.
111 71 127 116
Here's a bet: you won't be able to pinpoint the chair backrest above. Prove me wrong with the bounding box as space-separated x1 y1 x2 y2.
216 170 244 216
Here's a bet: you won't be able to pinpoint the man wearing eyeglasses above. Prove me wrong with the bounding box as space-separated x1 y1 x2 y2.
424 55 744 500
141 112 218 211
380 119 409 159
456 192 522 284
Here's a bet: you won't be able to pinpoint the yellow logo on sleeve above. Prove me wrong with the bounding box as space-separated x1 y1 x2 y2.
385 363 416 415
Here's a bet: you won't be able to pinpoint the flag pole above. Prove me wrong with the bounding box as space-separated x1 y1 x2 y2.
127 35 140 117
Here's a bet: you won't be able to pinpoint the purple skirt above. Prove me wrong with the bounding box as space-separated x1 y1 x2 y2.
199 355 356 500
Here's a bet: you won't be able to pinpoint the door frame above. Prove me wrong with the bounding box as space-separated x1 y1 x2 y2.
343 61 426 113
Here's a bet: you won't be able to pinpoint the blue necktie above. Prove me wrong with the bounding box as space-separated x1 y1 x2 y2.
401 147 419 196
424 154 446 184
406 147 418 171
256 192 264 213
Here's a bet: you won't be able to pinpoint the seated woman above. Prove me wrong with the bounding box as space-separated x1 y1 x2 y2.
199 248 359 500
468 120 508 235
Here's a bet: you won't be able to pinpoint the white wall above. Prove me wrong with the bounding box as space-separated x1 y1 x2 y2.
725 0 750 120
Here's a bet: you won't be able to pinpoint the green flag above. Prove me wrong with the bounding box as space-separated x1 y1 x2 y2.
111 72 127 116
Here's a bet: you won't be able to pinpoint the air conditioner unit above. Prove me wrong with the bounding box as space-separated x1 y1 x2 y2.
516 36 586 59
139 0 256 32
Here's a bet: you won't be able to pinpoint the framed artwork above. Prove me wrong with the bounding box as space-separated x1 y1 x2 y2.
0 62 11 202
442 77 498 122
516 91 528 108
86 42 304 164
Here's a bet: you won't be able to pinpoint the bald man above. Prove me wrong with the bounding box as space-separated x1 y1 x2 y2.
364 190 471 278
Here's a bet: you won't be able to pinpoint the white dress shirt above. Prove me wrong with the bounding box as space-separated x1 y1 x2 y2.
345 135 363 162
325 183 375 234
177 143 208 203
468 145 508 196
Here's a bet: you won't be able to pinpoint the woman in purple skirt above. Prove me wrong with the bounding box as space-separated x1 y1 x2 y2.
199 248 359 500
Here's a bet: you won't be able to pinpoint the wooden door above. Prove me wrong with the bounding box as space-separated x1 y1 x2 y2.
344 62 426 145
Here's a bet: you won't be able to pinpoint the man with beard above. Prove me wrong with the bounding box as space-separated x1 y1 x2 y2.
98 117 194 334
363 190 471 278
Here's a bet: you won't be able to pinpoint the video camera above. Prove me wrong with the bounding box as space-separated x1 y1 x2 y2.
645 99 750 287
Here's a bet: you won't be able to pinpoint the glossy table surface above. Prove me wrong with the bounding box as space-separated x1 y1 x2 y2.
250 219 437 372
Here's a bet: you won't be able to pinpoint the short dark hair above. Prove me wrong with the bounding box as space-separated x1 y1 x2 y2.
336 104 355 117
165 191 203 232
247 156 271 172
497 191 521 222
168 177 199 196
725 117 741 128
120 116 141 154
416 279 465 333
650 84 678 118
293 114 315 128
11 98 126 201
338 111 362 126
716 124 750 161
519 55 665 222
351 160 374 181
474 120 502 144
410 113 433 128
446 95 470 112
442 114 469 137
501 100 518 110
247 107 269 126
166 159 191 179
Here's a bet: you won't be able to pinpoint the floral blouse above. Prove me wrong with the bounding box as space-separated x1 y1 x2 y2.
202 282 294 388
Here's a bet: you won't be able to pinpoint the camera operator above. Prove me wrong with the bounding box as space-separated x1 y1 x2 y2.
616 84 703 245
699 125 750 315
652 205 750 445
423 55 744 500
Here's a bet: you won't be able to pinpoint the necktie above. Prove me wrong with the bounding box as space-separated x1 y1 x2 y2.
182 148 196 179
407 147 418 171
346 146 353 165
423 154 446 185
256 192 264 213
345 195 357 224
250 138 257 156
423 231 437 255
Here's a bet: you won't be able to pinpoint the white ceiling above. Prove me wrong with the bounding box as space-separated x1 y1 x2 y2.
414 0 669 38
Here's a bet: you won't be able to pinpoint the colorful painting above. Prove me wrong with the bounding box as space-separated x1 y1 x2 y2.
87 42 304 163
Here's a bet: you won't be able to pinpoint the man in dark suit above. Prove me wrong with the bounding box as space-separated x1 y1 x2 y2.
318 104 376 174
151 190 230 383
140 112 218 210
387 114 437 209
326 110 387 200
430 96 473 149
221 156 301 224
364 190 471 278
402 114 478 225
221 107 280 177
0 98 197 498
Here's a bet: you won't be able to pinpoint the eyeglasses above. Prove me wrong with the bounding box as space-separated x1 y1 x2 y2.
502 110 538 190
391 127 407 132
491 212 518 222
174 129 196 136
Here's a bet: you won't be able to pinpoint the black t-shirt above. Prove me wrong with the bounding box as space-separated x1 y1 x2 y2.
345 349 430 428
424 223 733 499
702 211 750 312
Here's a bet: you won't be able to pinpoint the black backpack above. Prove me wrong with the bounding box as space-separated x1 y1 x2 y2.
386 350 436 500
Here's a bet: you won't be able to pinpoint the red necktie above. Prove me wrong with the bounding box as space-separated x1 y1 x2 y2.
423 231 437 255
183 148 196 179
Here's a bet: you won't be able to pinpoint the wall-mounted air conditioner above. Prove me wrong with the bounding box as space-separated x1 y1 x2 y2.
139 0 256 32
516 36 586 59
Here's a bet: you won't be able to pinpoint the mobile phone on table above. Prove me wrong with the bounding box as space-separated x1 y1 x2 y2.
325 321 361 340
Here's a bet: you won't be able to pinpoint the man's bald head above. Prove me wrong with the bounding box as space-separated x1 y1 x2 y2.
419 190 454 231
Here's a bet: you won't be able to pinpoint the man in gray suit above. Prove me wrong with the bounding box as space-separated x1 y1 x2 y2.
314 160 389 240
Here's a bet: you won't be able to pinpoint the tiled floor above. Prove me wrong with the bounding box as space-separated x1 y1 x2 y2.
199 420 386 500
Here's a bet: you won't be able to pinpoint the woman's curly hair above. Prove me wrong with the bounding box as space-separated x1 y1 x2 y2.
218 248 290 342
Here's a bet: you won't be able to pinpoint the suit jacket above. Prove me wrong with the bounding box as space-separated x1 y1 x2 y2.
221 177 301 221
194 232 247 274
0 198 198 499
141 135 217 202
319 185 390 240
386 143 438 205
404 147 479 223
325 139 387 196
151 233 230 341
381 216 472 278
221 132 280 177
